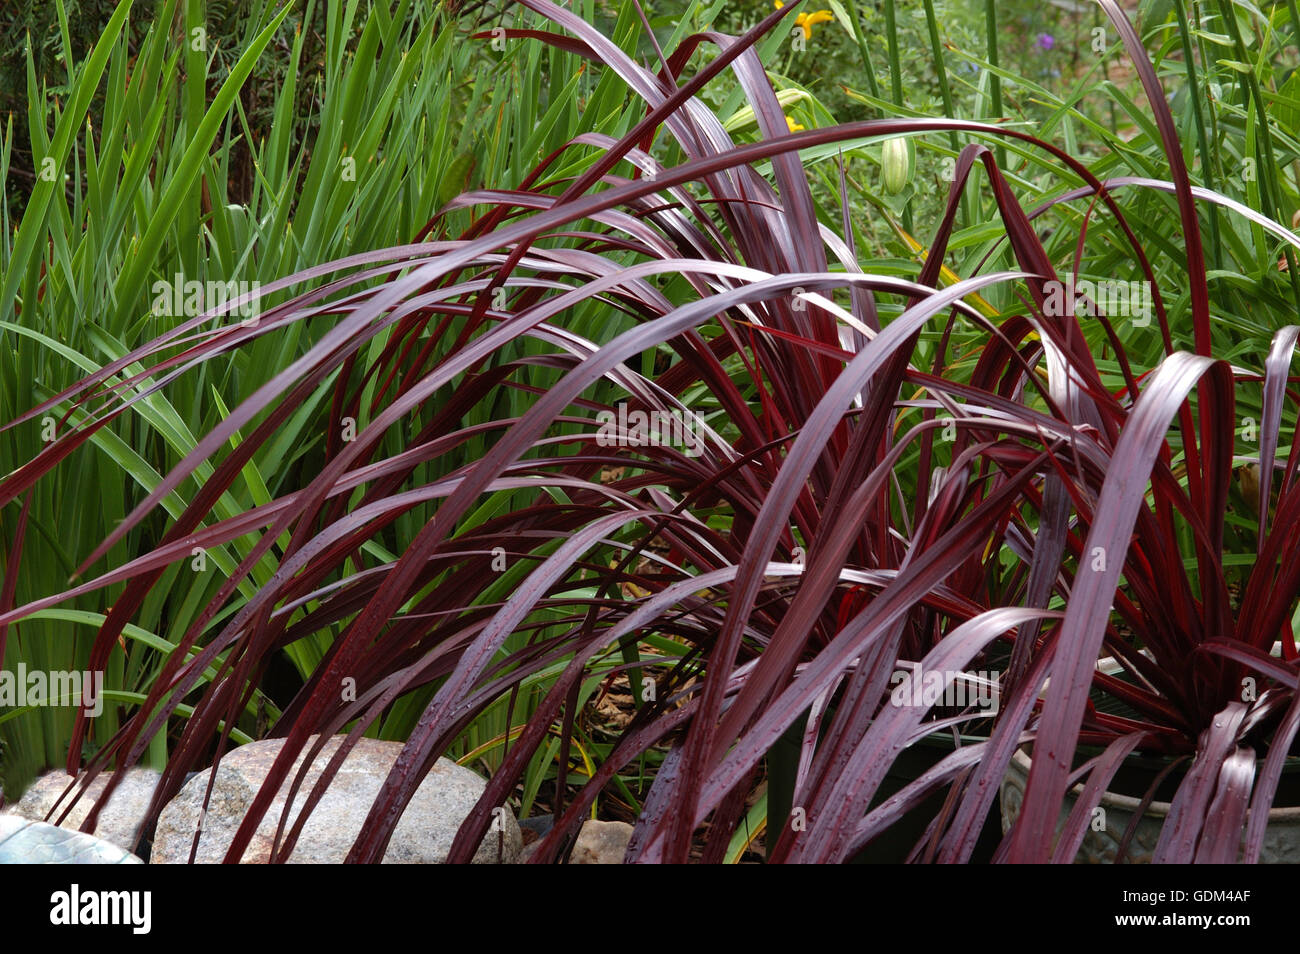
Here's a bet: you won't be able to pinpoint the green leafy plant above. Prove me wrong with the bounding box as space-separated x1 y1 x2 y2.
0 0 649 798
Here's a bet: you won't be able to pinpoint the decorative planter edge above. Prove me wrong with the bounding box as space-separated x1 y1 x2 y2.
999 747 1300 863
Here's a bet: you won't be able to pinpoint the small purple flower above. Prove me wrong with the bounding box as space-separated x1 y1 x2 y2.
1036 32 1055 51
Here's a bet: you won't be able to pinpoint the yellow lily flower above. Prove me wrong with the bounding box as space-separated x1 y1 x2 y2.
775 0 835 40
786 116 805 132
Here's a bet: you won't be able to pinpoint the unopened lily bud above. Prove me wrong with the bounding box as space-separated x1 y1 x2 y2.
881 137 911 195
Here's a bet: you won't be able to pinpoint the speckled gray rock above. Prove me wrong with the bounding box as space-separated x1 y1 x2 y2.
0 815 143 864
14 768 160 856
150 735 522 864
570 819 633 864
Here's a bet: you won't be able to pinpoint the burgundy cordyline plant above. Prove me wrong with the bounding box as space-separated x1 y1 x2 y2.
3 0 1300 863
